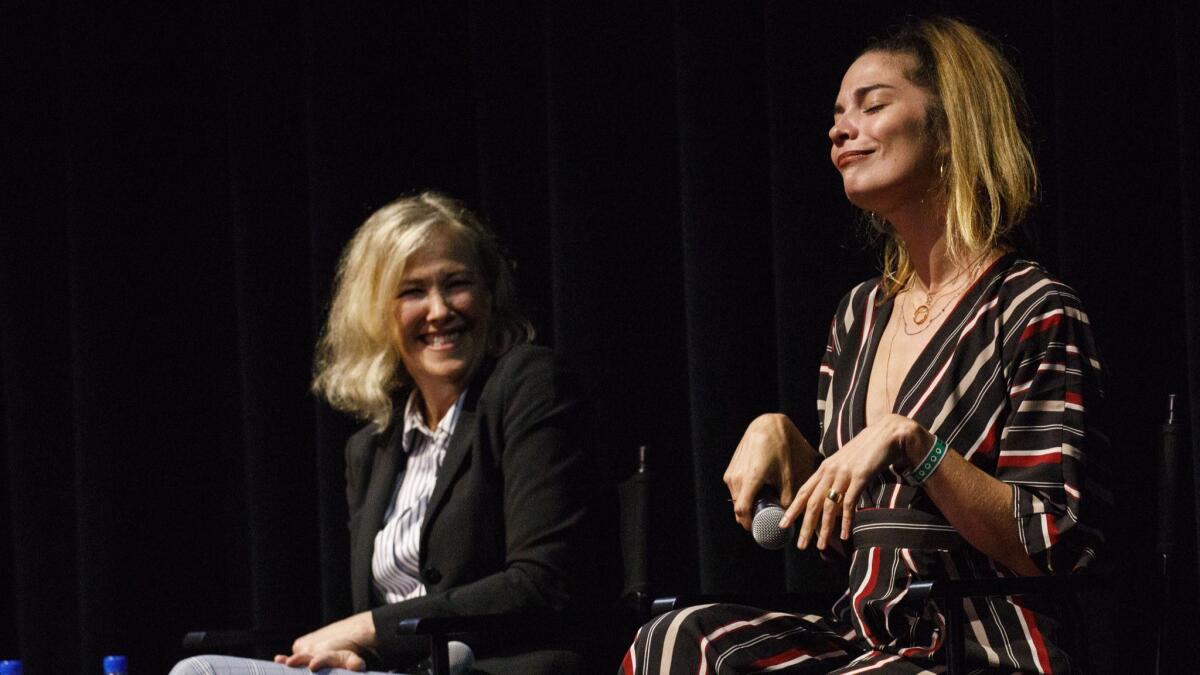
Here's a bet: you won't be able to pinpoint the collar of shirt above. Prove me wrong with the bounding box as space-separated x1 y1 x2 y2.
400 389 466 454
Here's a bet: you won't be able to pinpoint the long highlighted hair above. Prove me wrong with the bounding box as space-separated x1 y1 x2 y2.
864 16 1038 297
312 192 533 429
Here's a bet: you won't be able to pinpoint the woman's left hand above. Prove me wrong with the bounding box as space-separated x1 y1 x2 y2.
274 611 376 672
779 414 931 550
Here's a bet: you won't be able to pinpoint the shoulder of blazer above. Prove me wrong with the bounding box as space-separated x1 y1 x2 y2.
343 399 408 510
451 344 563 449
480 343 559 395
345 415 394 467
344 386 417 460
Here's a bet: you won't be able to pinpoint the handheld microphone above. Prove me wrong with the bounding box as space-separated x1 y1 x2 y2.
751 485 789 550
416 640 475 675
446 641 475 675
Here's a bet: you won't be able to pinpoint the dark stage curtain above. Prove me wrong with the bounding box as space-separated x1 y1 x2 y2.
1 2 1196 673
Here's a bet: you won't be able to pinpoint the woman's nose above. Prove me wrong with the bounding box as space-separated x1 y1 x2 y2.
829 116 854 145
426 289 452 320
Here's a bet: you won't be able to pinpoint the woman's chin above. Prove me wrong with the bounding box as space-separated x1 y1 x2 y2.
842 187 881 215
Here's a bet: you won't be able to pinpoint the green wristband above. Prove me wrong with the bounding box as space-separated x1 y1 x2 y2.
903 435 948 487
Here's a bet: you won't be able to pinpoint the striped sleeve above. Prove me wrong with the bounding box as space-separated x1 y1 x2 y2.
998 283 1109 574
816 286 857 447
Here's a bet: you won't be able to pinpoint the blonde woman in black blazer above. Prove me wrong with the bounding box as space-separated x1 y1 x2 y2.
171 193 606 675
344 342 600 673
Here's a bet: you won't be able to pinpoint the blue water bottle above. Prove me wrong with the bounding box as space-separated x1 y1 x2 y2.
103 655 128 675
0 660 22 675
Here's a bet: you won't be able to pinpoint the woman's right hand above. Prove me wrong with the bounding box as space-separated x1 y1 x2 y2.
274 611 375 672
723 413 818 530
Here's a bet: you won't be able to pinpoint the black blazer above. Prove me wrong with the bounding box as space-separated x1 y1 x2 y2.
344 344 609 673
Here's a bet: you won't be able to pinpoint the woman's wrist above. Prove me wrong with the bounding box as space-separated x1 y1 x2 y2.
895 417 934 468
354 610 378 647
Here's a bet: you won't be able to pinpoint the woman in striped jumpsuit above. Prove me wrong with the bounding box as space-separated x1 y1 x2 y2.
624 16 1108 675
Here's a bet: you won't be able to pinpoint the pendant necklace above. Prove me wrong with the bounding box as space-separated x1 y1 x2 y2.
901 264 976 336
909 267 970 327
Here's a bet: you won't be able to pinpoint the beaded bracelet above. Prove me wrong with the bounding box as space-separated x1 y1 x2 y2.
903 435 948 487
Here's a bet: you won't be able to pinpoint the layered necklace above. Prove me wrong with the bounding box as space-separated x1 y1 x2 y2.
899 263 975 336
884 261 977 406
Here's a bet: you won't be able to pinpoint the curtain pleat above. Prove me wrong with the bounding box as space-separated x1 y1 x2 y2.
672 2 780 593
1 2 1197 673
1175 0 1200 665
541 1 697 593
0 7 80 672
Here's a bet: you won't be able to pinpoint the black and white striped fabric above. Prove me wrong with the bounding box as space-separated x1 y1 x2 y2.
372 391 464 603
623 255 1109 674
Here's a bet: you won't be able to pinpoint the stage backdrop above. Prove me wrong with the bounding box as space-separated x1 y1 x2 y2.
2 1 1198 673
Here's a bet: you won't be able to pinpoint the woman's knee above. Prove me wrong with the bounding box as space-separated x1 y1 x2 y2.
168 655 217 675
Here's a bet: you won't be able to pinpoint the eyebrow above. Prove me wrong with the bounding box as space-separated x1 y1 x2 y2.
401 266 473 282
832 83 895 115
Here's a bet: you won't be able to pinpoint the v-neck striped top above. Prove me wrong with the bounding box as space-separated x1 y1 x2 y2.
817 254 1110 673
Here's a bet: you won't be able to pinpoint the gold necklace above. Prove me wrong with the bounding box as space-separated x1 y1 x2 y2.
886 282 957 406
900 263 977 335
908 268 970 326
886 257 991 400
900 289 957 335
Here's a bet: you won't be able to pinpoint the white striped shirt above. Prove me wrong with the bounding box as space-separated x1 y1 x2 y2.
371 390 464 603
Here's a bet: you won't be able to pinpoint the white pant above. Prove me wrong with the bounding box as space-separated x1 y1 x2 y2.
168 655 407 675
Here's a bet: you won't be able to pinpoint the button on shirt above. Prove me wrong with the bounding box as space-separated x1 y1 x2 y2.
371 391 464 603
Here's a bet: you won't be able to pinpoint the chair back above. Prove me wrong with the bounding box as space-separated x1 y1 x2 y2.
617 445 651 613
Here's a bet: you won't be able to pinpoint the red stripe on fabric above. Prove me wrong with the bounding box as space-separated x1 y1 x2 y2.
750 648 810 668
852 548 883 645
902 295 1000 418
898 644 937 658
1065 391 1083 405
1017 602 1053 674
977 419 999 455
997 451 1061 468
1020 314 1061 342
698 611 795 675
621 647 635 675
1045 513 1060 545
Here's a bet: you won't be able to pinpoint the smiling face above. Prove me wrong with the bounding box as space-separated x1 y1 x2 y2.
829 51 940 216
392 228 492 401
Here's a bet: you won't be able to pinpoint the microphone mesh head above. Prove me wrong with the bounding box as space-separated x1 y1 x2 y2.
751 504 789 550
447 641 475 675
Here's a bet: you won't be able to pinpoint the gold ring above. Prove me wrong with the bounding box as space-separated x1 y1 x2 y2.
826 488 843 504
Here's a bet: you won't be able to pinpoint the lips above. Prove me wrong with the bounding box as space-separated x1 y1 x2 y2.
421 329 465 350
836 149 873 169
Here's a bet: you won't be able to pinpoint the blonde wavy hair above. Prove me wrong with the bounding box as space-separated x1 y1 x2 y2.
312 192 533 430
863 16 1038 297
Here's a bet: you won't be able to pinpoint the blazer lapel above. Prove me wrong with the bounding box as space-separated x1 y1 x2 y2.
352 421 407 607
422 357 494 548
